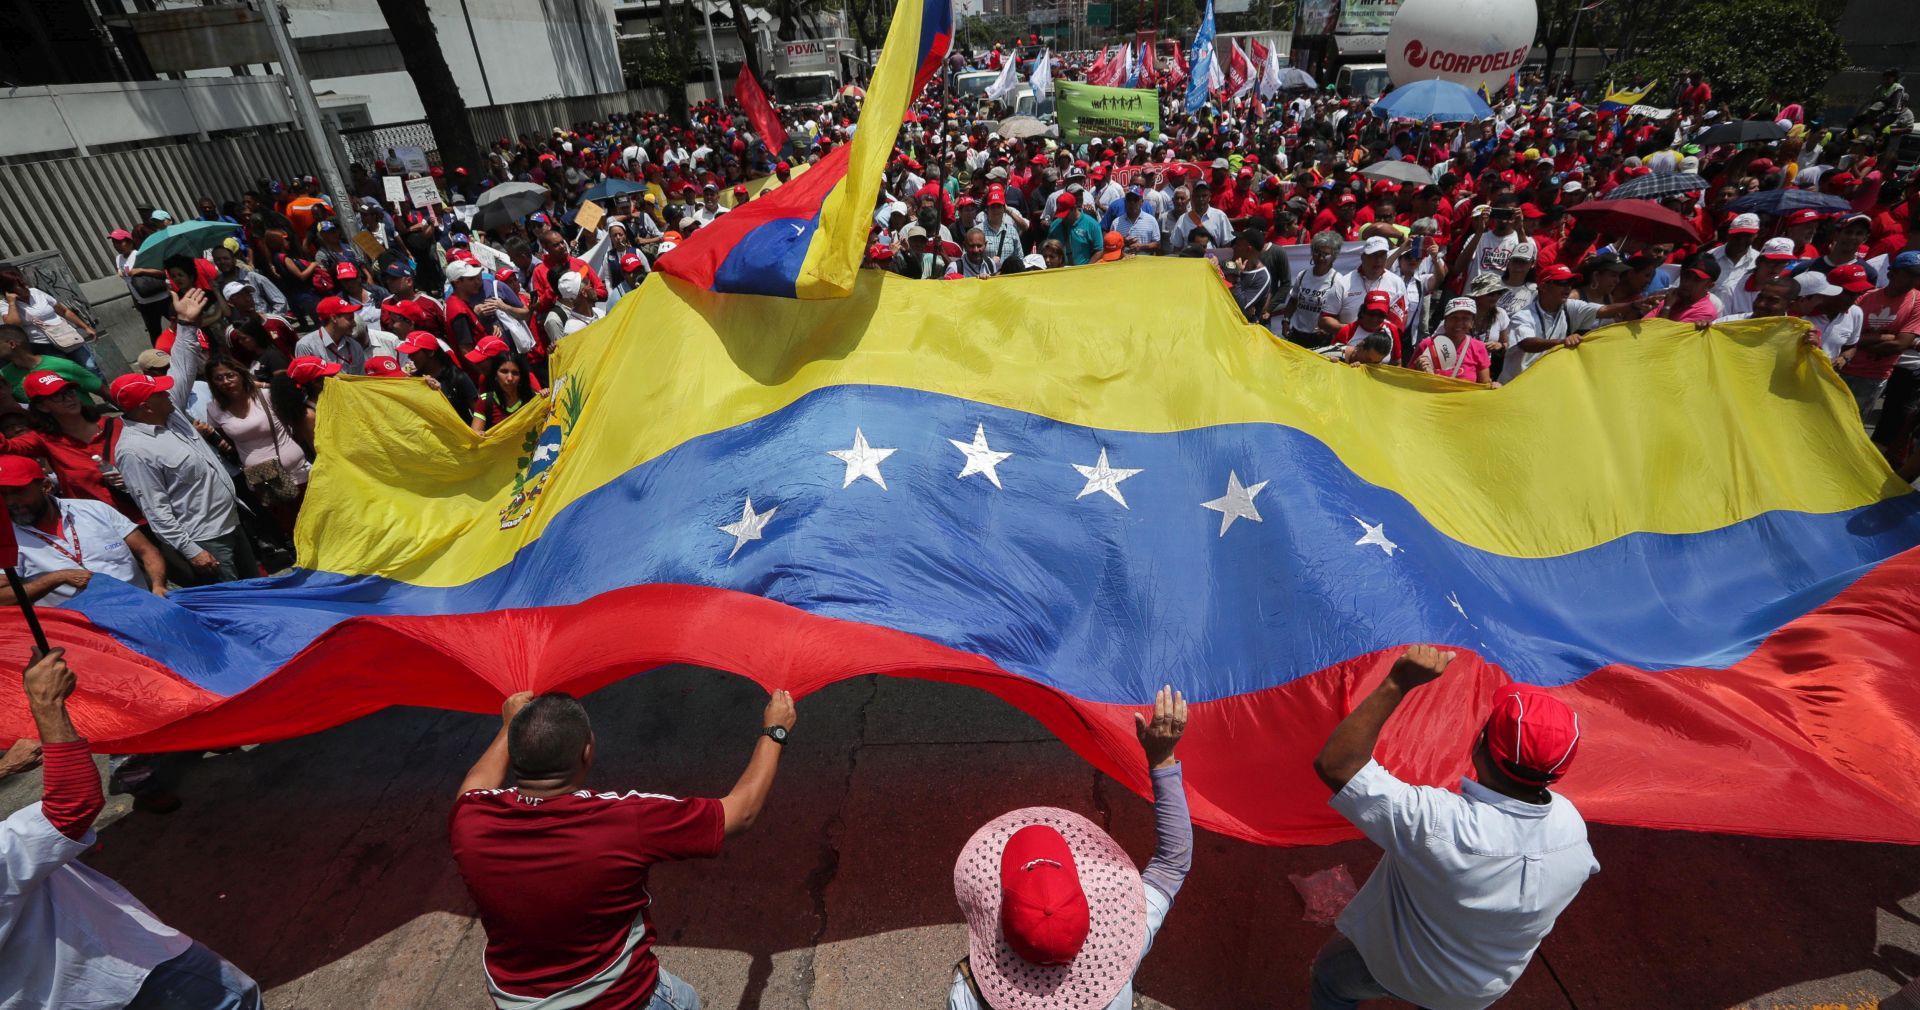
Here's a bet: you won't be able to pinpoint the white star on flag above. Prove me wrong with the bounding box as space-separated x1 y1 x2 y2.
719 498 777 559
1353 517 1399 556
949 424 1013 488
827 427 897 489
1201 471 1266 536
1073 448 1143 508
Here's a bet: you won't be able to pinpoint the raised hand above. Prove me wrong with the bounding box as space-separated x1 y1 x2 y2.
1135 684 1188 770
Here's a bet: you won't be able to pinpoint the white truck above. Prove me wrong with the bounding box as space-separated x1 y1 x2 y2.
771 37 861 107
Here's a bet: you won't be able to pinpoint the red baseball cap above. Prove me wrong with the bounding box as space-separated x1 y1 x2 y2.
108 373 175 412
987 184 1006 207
1361 290 1393 314
1536 264 1578 284
0 455 45 488
1829 263 1873 293
21 370 72 399
1783 208 1824 228
384 300 425 324
998 824 1089 966
397 330 441 356
464 335 512 364
1054 191 1079 217
314 295 355 320
733 184 748 196
334 262 360 280
620 252 645 272
363 355 408 378
287 355 343 386
1483 687 1581 785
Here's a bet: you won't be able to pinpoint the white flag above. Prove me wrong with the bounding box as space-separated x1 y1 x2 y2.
1029 48 1052 100
1208 46 1225 93
1258 44 1282 100
985 49 1019 101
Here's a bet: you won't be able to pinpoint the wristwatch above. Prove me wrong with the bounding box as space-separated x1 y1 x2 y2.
762 725 789 746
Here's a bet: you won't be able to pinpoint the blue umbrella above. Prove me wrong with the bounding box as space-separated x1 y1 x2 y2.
580 178 648 203
1370 79 1492 123
1725 187 1855 218
133 221 241 269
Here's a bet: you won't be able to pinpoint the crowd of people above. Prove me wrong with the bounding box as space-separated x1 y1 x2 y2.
0 37 1914 1010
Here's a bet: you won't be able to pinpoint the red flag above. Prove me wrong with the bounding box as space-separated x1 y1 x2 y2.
1169 40 1189 91
734 65 789 159
1226 41 1252 97
1088 46 1110 83
1249 38 1269 64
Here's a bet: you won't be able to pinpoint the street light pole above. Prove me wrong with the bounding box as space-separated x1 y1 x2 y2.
257 0 357 236
702 1 726 101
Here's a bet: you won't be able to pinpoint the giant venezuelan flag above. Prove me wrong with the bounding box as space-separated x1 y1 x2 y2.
4 265 1920 846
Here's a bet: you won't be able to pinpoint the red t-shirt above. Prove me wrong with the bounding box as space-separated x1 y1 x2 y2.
1842 286 1920 380
450 789 725 1007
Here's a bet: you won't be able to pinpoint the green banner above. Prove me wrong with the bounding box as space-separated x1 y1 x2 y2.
1053 81 1160 146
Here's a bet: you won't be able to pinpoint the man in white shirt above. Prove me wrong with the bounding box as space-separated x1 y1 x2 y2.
1501 264 1657 383
1310 646 1599 1010
1715 237 1796 317
109 290 253 584
2 649 262 1010
1706 213 1762 279
1168 181 1235 252
0 456 166 604
1335 236 1409 324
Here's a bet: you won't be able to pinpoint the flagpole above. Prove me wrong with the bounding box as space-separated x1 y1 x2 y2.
5 568 50 654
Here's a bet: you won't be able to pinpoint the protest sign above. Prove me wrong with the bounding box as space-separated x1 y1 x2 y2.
382 176 407 205
394 146 430 174
406 177 442 209
352 231 388 262
574 199 606 234
1054 81 1161 146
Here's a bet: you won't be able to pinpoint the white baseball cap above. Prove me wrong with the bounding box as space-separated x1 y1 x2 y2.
1729 213 1762 234
556 271 585 301
1796 272 1841 298
1361 235 1392 255
1561 179 1585 193
220 280 251 299
1445 296 1478 316
445 260 483 282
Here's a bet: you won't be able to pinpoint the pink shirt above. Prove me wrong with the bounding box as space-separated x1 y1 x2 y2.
1650 294 1721 324
1414 336 1492 383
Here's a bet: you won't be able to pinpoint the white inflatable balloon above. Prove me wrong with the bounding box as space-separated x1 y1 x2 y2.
1385 0 1538 96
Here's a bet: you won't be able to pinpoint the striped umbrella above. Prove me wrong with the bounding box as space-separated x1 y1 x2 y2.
1606 172 1708 201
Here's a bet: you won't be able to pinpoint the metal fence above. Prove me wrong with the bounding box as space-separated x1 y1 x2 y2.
338 89 675 172
1 89 675 287
0 130 316 284
340 121 443 173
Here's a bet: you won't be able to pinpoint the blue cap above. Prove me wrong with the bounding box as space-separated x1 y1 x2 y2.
1126 185 1144 198
382 262 413 279
1895 250 1920 272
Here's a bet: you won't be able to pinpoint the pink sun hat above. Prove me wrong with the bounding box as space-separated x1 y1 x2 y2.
953 806 1147 1010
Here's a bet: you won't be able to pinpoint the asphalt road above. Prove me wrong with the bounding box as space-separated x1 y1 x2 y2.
3 667 1915 1009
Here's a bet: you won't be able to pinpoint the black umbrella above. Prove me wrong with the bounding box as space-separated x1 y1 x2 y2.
473 181 549 232
1692 119 1786 148
1724 187 1855 217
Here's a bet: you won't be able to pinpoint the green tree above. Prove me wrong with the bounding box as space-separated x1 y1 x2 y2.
1589 0 1843 112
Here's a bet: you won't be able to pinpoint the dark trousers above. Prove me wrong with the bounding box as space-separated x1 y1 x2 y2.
1874 366 1920 452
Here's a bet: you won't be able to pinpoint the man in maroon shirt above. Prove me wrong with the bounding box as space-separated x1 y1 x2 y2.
451 686 798 1010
